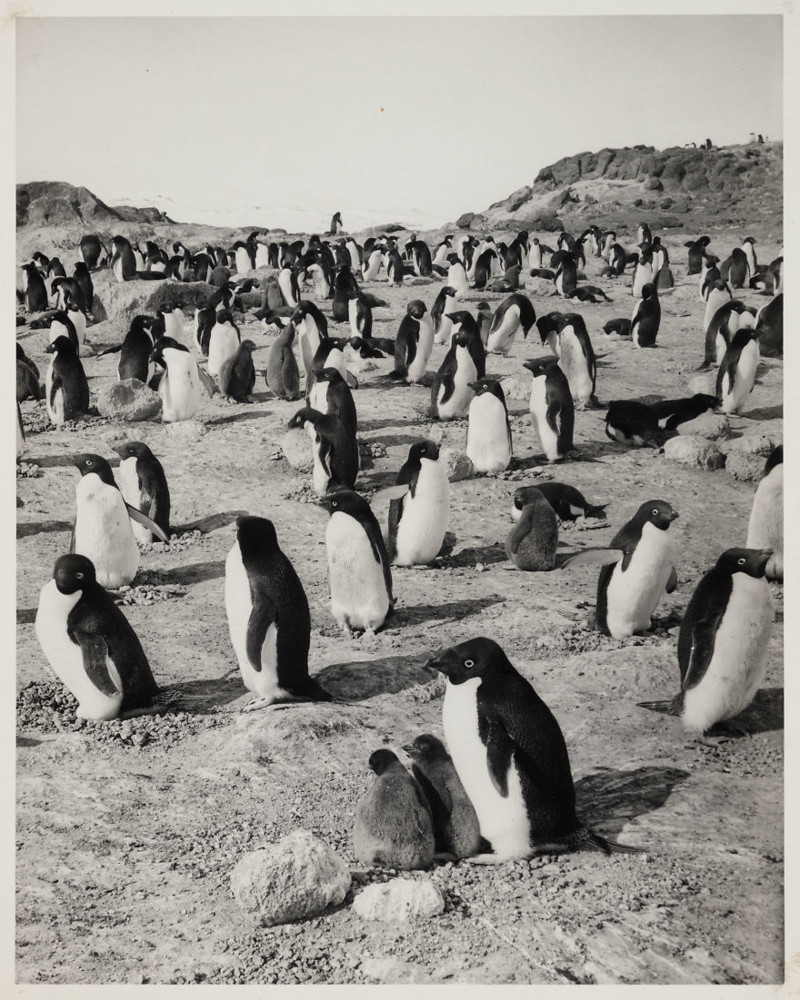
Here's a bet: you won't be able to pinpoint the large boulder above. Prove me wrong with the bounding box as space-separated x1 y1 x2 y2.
353 878 445 923
680 412 731 441
96 378 162 421
230 829 351 927
440 449 475 482
662 435 725 471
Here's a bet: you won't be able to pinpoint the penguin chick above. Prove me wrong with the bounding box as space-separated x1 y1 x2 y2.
505 492 558 570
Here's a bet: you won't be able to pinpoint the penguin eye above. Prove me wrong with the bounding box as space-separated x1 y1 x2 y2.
332 501 338 507
738 557 746 565
85 459 92 466
75 572 84 579
464 659 475 668
651 508 659 516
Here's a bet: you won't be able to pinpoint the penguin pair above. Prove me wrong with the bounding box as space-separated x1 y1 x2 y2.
225 515 331 710
538 313 596 409
564 500 678 639
428 638 643 862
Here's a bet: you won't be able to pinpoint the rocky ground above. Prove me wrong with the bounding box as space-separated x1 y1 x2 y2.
16 217 783 985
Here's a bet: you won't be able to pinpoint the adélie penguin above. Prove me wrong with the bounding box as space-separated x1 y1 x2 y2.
287 406 359 495
563 500 678 639
219 339 257 402
35 554 159 721
523 357 574 463
505 491 559 571
207 309 241 378
430 325 484 421
485 293 536 355
151 337 205 422
746 446 783 581
387 440 450 566
44 336 90 426
225 515 332 710
353 748 435 870
319 488 394 633
112 441 171 543
638 548 774 737
71 453 169 589
428 637 644 862
511 483 607 523
465 379 512 474
716 328 759 414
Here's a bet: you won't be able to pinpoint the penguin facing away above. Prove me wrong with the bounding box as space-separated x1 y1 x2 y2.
716 328 759 414
112 441 171 543
35 554 159 721
388 440 450 566
746 446 783 581
225 515 332 710
353 748 435 870
505 493 559 571
638 547 774 736
630 283 660 348
403 733 482 861
466 379 512 474
319 488 394 633
428 638 644 862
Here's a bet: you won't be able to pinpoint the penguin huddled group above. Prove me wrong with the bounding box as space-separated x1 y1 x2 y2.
17 209 782 870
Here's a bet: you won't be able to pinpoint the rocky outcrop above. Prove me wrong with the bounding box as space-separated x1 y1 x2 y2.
17 181 174 228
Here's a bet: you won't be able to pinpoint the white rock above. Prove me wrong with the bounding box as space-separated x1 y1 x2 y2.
230 829 351 927
720 433 779 456
353 878 445 923
686 373 716 396
680 412 731 441
662 435 725 471
96 378 162 422
281 428 314 472
440 448 475 482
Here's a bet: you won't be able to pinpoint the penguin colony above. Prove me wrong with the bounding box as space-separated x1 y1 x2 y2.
18 217 782 872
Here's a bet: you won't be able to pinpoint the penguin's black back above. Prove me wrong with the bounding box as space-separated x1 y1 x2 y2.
52 349 90 419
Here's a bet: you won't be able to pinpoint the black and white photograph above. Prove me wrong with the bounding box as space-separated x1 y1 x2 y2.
10 5 790 990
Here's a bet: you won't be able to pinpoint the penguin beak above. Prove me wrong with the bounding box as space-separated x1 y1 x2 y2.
401 743 418 758
467 381 481 392
425 650 451 676
755 548 773 571
668 510 679 522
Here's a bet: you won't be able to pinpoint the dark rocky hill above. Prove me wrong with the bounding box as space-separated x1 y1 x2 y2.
456 140 783 232
16 181 175 228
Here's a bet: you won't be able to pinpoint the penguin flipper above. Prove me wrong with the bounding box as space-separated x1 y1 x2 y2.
49 372 63 410
561 548 625 569
245 594 277 673
484 718 515 797
73 632 120 698
681 615 722 691
545 397 562 437
125 503 169 543
666 565 678 593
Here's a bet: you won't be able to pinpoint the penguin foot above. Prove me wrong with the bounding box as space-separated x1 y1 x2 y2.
434 852 459 864
466 852 515 865
241 696 284 713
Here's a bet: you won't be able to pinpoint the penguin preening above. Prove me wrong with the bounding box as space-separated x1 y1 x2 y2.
35 554 159 721
225 515 332 710
429 638 644 861
638 548 774 737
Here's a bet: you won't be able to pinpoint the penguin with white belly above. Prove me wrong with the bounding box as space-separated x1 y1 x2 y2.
225 515 332 710
287 407 359 495
319 488 394 633
392 300 434 384
549 313 596 409
446 253 470 300
522 358 574 463
47 310 79 352
466 379 512 474
71 454 168 590
292 300 329 379
207 310 241 378
431 286 458 345
486 293 536 355
307 367 358 440
278 265 300 307
44 336 90 426
638 547 774 737
746 446 783 581
430 328 482 421
564 499 678 638
716 328 759 414
112 442 171 544
428 638 644 862
151 337 205 422
35 554 159 721
387 440 450 566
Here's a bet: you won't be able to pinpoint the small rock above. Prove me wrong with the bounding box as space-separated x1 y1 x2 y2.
353 878 445 923
96 379 162 422
229 829 350 927
680 411 731 441
686 373 716 396
440 449 474 482
281 428 314 472
721 433 780 457
500 375 530 402
163 419 207 441
724 452 768 482
662 435 725 471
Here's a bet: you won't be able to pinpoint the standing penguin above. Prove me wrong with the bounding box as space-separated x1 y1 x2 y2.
505 492 559 571
523 358 574 463
47 310 79 352
630 283 661 348
35 554 159 721
21 261 49 312
746 446 783 581
266 322 302 400
287 407 359 495
755 293 783 359
151 337 205 422
207 310 241 378
80 234 108 270
549 313 596 409
446 253 470 300
110 236 138 282
44 336 90 426
430 328 482 421
554 253 578 297
225 515 332 710
429 638 643 861
278 265 301 308
631 250 653 299
388 440 450 567
728 247 751 289
96 315 156 383
113 441 171 544
486 293 536 355
219 340 257 402
353 749 435 870
403 734 482 861
639 548 774 736
565 500 678 639
329 212 343 236
347 291 373 341
431 286 458 345
393 300 433 384
466 379 512 474
292 300 329 378
71 454 167 590
716 328 759 414
685 235 711 274
319 488 394 633
307 367 357 440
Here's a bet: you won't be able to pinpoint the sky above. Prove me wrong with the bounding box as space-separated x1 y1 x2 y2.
16 14 783 231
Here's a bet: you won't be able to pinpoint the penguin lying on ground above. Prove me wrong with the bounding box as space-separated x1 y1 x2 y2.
605 394 719 447
35 554 160 721
511 483 607 522
428 638 644 862
638 547 774 738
